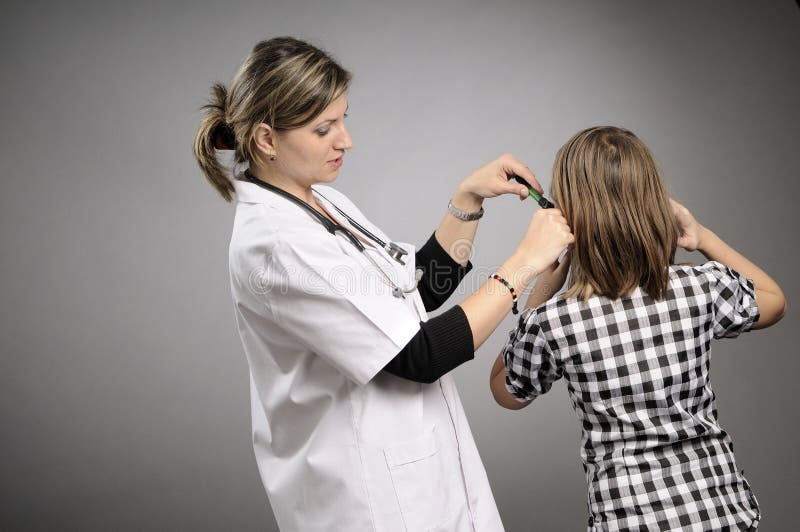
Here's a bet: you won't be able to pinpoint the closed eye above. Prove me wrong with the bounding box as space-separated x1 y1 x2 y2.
316 127 330 136
316 113 347 136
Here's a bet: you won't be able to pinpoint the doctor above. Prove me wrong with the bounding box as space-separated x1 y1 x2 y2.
193 37 573 532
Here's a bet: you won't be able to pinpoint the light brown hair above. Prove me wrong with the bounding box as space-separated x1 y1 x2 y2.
551 126 678 301
193 37 352 202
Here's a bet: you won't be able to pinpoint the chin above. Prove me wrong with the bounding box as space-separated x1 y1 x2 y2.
320 170 341 183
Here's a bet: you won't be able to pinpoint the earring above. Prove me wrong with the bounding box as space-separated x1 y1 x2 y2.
269 154 276 161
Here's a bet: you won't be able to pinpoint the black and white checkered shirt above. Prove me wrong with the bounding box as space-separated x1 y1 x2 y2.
502 261 761 531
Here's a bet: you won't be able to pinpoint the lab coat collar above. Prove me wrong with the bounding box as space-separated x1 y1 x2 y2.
232 174 346 223
235 173 391 252
232 175 284 207
232 174 331 213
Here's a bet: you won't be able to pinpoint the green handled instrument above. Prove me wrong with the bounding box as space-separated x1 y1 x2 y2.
512 175 555 209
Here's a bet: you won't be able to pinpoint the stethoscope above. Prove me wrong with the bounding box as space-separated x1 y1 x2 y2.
244 169 421 298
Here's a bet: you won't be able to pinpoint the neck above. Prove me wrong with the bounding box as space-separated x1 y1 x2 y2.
247 166 315 204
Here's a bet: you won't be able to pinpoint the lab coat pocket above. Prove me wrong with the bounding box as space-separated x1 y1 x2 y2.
384 425 462 531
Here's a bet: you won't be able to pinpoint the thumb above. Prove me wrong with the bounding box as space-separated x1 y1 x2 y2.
508 183 528 200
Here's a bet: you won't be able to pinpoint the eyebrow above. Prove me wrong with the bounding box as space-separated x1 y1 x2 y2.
315 104 349 127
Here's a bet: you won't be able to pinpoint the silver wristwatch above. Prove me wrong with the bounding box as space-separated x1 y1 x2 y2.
447 199 484 221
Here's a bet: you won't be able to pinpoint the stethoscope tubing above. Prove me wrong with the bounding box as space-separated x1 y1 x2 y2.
244 169 367 250
243 170 418 297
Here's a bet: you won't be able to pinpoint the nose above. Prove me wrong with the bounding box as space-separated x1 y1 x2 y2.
335 124 353 152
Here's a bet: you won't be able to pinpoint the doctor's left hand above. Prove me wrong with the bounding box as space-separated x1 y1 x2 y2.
454 154 540 208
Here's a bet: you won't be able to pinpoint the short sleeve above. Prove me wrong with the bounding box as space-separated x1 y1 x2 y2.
701 261 760 339
501 307 562 403
259 235 421 386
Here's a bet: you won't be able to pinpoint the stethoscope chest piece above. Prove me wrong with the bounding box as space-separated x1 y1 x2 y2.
385 242 409 265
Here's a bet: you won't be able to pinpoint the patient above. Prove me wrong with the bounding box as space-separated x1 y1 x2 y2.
490 126 786 530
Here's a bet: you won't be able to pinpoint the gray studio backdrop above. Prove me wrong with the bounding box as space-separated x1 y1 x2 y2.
2 1 797 530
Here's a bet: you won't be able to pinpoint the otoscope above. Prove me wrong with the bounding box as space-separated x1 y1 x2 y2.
512 175 569 264
512 175 555 209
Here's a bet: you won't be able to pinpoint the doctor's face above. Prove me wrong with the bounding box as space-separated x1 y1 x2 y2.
273 93 352 186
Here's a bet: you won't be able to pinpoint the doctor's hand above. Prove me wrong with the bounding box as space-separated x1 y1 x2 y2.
454 154 541 208
459 206 573 351
517 208 574 274
524 248 572 309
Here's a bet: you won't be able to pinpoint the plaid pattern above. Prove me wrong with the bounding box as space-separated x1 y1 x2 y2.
502 261 761 531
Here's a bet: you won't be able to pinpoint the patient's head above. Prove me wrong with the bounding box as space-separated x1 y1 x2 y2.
551 126 678 301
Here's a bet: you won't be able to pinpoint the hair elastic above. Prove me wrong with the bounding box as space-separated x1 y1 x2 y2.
491 274 519 315
212 122 236 150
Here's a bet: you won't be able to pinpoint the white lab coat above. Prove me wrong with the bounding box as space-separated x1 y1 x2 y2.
228 175 504 531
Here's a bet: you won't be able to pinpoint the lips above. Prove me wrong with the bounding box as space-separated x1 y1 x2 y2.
328 156 343 168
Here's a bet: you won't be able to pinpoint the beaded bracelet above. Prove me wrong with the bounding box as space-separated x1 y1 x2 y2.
490 273 519 315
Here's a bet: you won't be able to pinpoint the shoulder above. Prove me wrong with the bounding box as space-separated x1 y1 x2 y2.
228 205 334 275
537 294 578 320
671 260 732 276
670 261 746 290
230 185 355 252
519 296 574 334
229 202 279 256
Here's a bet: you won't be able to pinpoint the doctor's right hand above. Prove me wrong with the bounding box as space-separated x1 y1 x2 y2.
516 208 574 274
455 153 542 204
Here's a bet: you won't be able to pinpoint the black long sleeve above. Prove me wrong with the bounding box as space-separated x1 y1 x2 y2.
382 232 476 383
414 232 473 311
383 305 475 383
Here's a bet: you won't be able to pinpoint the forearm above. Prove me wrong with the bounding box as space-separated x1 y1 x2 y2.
415 232 472 311
458 251 540 350
490 353 505 379
383 306 474 383
434 188 483 267
698 226 787 327
698 227 780 294
489 354 527 410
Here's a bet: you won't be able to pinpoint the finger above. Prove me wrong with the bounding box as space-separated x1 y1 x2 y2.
670 198 688 220
494 167 532 198
552 215 570 227
503 156 544 194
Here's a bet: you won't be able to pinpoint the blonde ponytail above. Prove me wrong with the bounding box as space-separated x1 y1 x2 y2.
193 83 236 202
